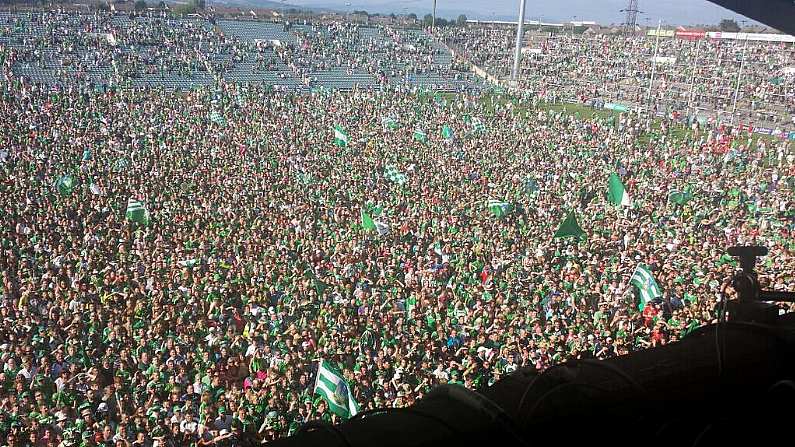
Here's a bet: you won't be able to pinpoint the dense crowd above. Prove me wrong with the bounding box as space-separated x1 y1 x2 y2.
1 10 795 447
440 26 795 128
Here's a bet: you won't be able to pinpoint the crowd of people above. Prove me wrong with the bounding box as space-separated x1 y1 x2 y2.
1 9 794 447
440 25 795 129
0 11 476 92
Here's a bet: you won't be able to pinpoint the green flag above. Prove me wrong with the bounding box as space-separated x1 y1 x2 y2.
472 117 486 132
112 158 129 173
384 165 408 185
55 175 75 196
304 268 330 296
333 125 349 147
361 209 376 231
630 264 662 310
405 295 417 320
668 189 693 205
524 176 539 194
126 198 150 225
314 360 359 419
210 110 226 126
178 259 198 268
607 173 632 207
441 125 454 140
486 199 511 218
361 209 389 236
554 212 585 239
381 117 399 130
296 171 313 185
413 128 428 143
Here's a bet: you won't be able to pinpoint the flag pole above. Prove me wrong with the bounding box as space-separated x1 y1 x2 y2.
313 359 321 395
625 264 640 306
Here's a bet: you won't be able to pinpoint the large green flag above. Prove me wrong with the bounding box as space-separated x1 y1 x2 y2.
384 165 408 185
607 173 632 207
55 175 75 196
554 212 585 239
630 264 662 310
314 360 359 419
126 198 150 225
668 189 693 205
413 128 428 143
441 125 454 141
486 199 511 218
333 125 349 147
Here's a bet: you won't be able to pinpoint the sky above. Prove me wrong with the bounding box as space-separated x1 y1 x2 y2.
277 0 762 27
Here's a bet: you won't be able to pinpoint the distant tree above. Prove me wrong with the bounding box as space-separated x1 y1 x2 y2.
157 1 166 10
423 13 433 26
389 13 396 20
95 2 110 11
134 0 147 11
408 13 417 20
457 14 467 26
436 18 448 27
173 3 196 14
192 0 206 10
352 10 368 16
719 19 740 32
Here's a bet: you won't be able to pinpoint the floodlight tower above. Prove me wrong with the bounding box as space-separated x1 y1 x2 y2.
511 0 527 83
622 0 640 34
432 0 437 31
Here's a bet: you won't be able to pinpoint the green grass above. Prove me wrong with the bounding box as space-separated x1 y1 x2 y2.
427 91 793 151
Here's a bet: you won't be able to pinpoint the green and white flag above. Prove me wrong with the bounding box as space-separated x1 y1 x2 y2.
384 165 408 185
210 110 226 126
525 176 540 194
441 125 454 141
361 210 390 236
487 199 511 218
179 259 198 268
333 125 349 147
413 128 428 143
314 360 359 419
630 264 662 310
126 198 150 225
55 175 75 196
381 117 399 130
112 158 129 173
296 171 313 185
472 117 486 132
607 173 632 207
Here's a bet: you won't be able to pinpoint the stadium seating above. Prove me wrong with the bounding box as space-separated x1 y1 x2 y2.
0 12 478 93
